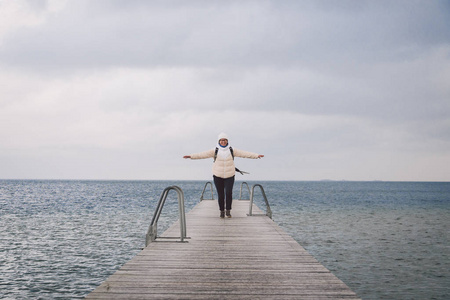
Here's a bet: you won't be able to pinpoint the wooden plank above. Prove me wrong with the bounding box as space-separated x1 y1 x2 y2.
86 199 360 299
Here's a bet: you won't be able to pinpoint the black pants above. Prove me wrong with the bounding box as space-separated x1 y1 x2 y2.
213 175 235 211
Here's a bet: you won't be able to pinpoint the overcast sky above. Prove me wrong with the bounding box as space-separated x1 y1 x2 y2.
1 0 449 181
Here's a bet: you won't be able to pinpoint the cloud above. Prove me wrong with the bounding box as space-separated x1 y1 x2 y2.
2 0 449 70
0 0 449 181
0 0 63 41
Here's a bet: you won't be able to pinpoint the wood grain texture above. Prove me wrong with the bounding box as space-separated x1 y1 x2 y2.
86 200 360 299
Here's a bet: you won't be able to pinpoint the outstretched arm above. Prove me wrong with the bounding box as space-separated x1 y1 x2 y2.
183 149 215 160
233 148 264 159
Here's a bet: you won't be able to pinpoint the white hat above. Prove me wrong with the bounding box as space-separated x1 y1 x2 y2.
218 132 229 140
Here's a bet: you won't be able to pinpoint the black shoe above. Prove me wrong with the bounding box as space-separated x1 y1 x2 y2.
220 211 225 218
226 210 232 218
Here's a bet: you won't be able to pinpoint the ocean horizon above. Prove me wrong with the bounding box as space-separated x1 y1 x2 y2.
1 179 449 299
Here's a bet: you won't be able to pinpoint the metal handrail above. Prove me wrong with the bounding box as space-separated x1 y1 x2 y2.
248 184 272 219
239 182 251 200
200 181 214 201
145 186 187 246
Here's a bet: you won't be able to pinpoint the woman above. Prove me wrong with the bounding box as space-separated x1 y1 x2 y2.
183 133 264 218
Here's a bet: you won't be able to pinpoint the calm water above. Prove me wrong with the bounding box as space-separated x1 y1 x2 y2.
0 180 449 299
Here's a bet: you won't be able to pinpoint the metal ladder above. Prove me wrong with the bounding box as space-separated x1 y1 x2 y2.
145 186 187 246
200 181 214 201
238 182 251 200
248 183 272 219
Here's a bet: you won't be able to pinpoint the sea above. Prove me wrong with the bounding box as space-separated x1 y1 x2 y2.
0 180 449 299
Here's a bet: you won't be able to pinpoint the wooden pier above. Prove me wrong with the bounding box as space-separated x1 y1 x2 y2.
86 199 360 299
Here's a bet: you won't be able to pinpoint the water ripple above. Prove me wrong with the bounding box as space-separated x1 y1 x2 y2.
0 180 449 299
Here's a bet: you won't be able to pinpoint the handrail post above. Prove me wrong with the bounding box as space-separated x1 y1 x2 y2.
174 186 186 241
248 184 272 219
145 186 187 246
200 181 214 201
239 182 251 200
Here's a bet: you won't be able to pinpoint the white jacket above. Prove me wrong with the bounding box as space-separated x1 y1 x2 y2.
190 148 260 178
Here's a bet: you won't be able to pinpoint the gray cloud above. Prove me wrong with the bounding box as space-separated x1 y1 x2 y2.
0 0 449 181
2 1 449 70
